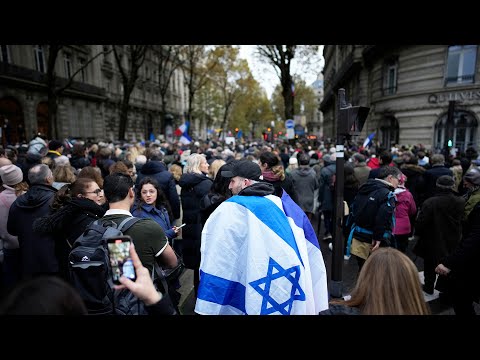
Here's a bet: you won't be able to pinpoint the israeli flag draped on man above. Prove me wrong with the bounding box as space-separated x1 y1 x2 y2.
195 190 329 315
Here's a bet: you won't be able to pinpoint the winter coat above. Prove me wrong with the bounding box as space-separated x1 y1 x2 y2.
136 160 180 220
400 163 427 207
413 190 464 262
32 197 106 280
393 187 417 236
290 166 319 213
424 165 453 200
353 163 371 187
7 184 57 278
179 172 213 269
318 163 336 212
69 155 91 170
131 203 176 240
441 201 480 301
0 186 23 249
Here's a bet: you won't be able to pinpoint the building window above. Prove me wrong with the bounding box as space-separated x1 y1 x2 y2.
434 110 477 152
1 45 10 63
64 52 72 78
445 45 477 85
79 58 87 82
34 45 45 73
383 58 398 95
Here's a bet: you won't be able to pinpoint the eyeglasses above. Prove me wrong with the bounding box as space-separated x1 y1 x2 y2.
84 188 103 195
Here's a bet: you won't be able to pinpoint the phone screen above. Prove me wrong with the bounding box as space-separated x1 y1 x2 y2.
107 239 136 284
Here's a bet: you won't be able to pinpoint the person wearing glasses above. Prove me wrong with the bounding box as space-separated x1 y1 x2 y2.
33 178 106 281
346 166 402 274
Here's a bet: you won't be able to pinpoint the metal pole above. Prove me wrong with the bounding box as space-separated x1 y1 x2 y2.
330 89 347 298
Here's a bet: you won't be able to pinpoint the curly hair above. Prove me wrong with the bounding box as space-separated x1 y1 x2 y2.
135 177 173 220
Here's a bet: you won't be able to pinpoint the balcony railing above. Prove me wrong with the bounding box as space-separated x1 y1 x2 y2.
445 74 475 85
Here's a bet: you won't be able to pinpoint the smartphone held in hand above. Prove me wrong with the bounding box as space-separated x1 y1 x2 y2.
107 236 136 285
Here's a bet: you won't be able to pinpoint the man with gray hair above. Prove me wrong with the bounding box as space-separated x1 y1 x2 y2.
7 164 58 282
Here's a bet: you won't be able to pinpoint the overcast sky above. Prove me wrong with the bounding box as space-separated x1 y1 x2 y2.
238 45 324 98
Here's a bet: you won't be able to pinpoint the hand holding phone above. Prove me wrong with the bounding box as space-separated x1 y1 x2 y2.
173 223 186 233
107 236 136 285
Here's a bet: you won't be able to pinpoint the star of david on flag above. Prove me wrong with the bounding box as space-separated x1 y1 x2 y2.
249 258 305 315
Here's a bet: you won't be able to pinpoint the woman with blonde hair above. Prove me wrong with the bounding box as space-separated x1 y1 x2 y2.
52 165 77 190
208 159 226 179
178 153 212 296
320 247 430 315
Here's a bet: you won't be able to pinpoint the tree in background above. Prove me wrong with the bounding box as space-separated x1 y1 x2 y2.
271 76 317 128
181 46 219 126
112 45 148 140
256 45 320 122
152 45 185 132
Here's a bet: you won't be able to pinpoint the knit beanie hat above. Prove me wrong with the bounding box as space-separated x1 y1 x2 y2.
436 175 455 190
0 164 23 186
464 168 480 186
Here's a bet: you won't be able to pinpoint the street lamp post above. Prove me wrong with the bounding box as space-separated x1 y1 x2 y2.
330 88 370 298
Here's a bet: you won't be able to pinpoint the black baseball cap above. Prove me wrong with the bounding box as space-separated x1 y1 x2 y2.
221 160 262 181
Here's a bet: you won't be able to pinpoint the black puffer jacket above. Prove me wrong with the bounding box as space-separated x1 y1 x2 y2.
7 184 57 278
179 172 213 269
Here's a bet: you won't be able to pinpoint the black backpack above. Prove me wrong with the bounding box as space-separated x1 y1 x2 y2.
68 216 145 315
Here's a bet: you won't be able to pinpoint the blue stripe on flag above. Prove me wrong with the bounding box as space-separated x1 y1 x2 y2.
198 270 246 313
281 191 320 250
227 195 304 266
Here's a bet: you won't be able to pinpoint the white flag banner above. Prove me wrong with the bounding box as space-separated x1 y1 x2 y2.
195 192 329 315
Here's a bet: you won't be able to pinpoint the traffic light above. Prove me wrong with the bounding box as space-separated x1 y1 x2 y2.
235 128 239 133
338 106 370 136
447 139 453 147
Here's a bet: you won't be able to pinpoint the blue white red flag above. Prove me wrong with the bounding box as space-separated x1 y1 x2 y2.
195 192 329 315
362 132 376 148
174 121 191 144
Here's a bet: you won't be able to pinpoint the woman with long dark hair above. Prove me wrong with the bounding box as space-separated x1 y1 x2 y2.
131 177 180 247
32 177 106 280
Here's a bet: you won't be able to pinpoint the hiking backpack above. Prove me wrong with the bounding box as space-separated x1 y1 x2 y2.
68 216 144 315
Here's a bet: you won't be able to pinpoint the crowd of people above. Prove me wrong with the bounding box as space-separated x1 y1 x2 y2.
0 132 479 315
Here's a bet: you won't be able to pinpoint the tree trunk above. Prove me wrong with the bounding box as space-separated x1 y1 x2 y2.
282 75 294 121
118 93 131 141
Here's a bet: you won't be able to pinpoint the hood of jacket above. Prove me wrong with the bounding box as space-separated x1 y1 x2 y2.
293 166 314 177
140 160 168 175
358 178 394 195
238 181 275 197
15 184 56 209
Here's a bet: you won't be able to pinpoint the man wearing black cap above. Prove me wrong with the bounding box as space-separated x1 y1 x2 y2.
414 175 465 295
221 159 271 196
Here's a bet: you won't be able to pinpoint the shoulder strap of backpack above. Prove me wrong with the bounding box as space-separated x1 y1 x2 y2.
117 216 142 233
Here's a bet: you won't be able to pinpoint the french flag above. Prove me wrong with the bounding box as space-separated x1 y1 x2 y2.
175 121 192 144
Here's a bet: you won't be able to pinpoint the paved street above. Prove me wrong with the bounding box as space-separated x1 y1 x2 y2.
179 212 478 315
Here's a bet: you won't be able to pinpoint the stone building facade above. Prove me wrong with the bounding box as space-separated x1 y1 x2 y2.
0 45 189 144
320 45 480 153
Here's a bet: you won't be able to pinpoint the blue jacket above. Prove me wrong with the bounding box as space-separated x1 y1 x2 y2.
131 203 176 240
